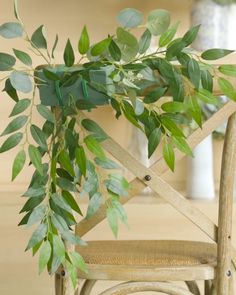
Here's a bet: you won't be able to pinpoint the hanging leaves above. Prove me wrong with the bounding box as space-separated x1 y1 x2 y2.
0 52 16 71
201 48 234 60
12 149 26 180
13 49 32 66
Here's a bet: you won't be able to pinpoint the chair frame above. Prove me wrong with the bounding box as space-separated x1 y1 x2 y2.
55 100 236 295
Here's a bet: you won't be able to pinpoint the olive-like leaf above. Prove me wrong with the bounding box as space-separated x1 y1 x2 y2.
31 25 47 49
0 52 16 71
28 145 44 176
91 38 111 56
148 128 162 158
10 99 31 117
108 39 121 61
78 26 90 55
159 22 179 47
163 141 175 171
63 38 75 67
201 48 234 60
219 65 236 77
139 29 152 54
25 223 47 250
13 49 32 66
0 132 23 153
1 115 27 136
38 240 51 274
12 149 26 181
182 25 201 47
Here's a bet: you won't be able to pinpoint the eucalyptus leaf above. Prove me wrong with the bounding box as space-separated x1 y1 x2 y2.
117 8 143 29
58 150 75 176
201 70 213 92
94 157 121 169
147 9 170 36
161 101 186 113
196 89 218 105
51 193 72 213
56 178 78 192
81 119 108 141
0 22 23 39
139 29 152 54
173 136 193 157
12 149 26 181
10 71 32 93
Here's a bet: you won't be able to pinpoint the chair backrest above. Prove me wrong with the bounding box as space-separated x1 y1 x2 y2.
217 112 236 293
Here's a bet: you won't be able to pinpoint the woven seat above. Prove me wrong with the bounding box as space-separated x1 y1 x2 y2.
76 240 217 281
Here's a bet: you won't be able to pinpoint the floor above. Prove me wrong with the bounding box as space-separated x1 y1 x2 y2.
0 191 235 295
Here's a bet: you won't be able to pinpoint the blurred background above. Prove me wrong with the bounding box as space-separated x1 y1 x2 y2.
0 0 236 294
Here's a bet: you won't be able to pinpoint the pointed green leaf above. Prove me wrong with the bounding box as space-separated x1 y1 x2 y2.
117 8 143 29
53 235 65 263
201 48 234 60
12 149 26 180
3 78 19 102
148 128 161 158
84 135 106 159
187 59 201 89
0 132 23 153
51 193 72 212
161 116 185 137
139 29 152 54
31 25 47 49
70 251 88 273
196 89 218 105
38 240 51 274
147 9 170 36
109 39 121 61
106 207 118 237
173 136 193 157
30 125 48 151
62 191 82 215
188 96 202 127
10 99 31 117
159 22 179 47
51 34 58 58
86 192 103 218
219 65 236 77
26 223 47 250
91 38 111 56
28 145 44 176
0 22 23 39
143 87 167 104
13 49 32 66
201 70 213 92
161 101 186 113
75 146 86 177
27 205 46 226
182 25 201 46
94 157 121 169
0 52 16 71
1 115 27 136
63 38 75 67
36 105 55 123
58 150 74 176
81 119 108 141
56 178 77 192
218 77 236 101
10 71 32 93
163 141 175 171
78 26 90 55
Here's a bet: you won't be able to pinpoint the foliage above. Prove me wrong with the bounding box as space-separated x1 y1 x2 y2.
0 0 236 288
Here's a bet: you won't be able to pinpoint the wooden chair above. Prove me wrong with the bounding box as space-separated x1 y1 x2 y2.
55 98 236 295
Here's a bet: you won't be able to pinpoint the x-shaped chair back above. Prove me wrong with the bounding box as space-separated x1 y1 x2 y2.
75 100 236 294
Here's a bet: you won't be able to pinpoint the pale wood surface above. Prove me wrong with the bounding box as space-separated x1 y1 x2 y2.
1 192 236 295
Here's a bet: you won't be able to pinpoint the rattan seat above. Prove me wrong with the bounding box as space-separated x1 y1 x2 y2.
76 240 217 281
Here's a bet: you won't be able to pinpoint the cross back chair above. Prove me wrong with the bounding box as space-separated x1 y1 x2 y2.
55 89 236 294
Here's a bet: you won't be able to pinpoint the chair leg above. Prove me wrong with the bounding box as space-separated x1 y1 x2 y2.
204 280 212 295
80 280 97 295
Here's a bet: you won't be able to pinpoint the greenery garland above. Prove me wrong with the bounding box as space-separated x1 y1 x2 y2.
0 0 236 287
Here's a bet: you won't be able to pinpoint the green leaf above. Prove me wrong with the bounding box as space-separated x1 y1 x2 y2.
53 235 65 263
64 38 75 67
51 193 72 213
143 87 167 104
219 65 236 77
81 119 108 141
1 115 27 136
187 59 200 89
26 223 47 250
218 77 236 101
111 199 128 227
139 29 152 54
91 38 111 56
36 105 55 123
10 99 31 117
58 150 75 176
30 125 48 151
147 9 170 36
148 128 162 158
201 48 234 60
39 240 51 274
12 149 26 180
196 89 218 104
75 146 86 177
161 116 185 137
106 207 118 237
159 22 179 47
13 49 32 66
188 96 202 127
0 52 16 71
109 39 121 61
87 192 103 218
27 205 46 226
3 78 19 102
10 71 32 93
20 195 45 213
166 39 186 59
201 70 213 92
84 135 106 159
0 132 23 153
173 136 193 157
163 141 175 171
94 157 121 169
31 25 47 49
116 27 139 62
161 101 185 113
182 25 201 46
117 8 143 29
0 22 23 39
28 145 44 176
56 178 77 192
61 231 86 246
78 26 90 55
24 187 46 198
70 252 88 273
62 191 82 215
43 68 60 81
51 34 58 59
